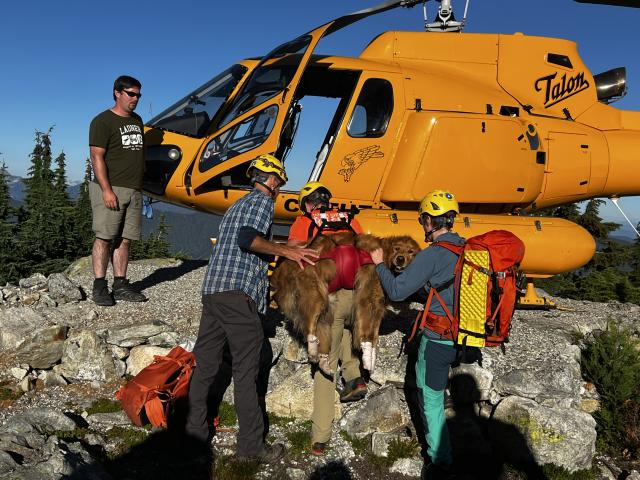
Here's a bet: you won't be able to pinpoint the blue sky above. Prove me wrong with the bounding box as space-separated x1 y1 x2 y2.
0 0 639 233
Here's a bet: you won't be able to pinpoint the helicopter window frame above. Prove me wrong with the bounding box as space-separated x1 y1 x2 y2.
346 78 393 139
199 104 279 173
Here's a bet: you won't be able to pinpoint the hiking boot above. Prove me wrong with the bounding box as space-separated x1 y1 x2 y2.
92 280 115 307
339 377 367 403
112 278 147 302
237 443 285 464
311 442 326 456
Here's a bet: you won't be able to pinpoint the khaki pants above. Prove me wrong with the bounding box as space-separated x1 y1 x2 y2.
311 289 361 443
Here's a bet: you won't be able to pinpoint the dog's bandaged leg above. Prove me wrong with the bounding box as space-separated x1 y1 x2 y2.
318 353 333 377
307 334 319 362
361 341 376 371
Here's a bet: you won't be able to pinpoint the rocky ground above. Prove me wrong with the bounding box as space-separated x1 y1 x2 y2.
1 258 640 479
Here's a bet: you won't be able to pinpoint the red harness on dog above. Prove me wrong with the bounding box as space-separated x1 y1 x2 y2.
317 244 373 293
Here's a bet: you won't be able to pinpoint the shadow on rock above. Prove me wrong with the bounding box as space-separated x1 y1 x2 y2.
308 459 354 480
131 259 208 291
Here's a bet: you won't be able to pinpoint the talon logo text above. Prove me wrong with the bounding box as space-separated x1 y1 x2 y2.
534 71 589 109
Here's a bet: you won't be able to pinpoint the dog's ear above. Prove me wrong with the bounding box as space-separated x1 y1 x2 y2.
355 234 382 252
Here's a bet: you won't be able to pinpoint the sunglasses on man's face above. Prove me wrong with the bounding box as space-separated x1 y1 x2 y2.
121 90 142 99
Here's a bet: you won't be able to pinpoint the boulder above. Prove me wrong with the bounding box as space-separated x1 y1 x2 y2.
14 325 69 369
491 395 596 472
0 408 77 435
340 385 410 437
47 273 83 303
389 457 422 477
55 329 120 383
125 345 171 376
0 307 46 351
106 321 172 347
19 273 47 290
265 365 321 420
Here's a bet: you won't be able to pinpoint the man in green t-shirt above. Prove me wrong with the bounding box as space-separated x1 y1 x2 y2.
88 75 147 306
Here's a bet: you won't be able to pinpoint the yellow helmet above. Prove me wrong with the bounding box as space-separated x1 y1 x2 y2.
419 190 459 217
246 154 288 184
298 181 331 209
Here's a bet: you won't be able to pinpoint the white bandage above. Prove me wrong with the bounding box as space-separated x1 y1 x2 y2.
362 341 374 371
307 334 319 360
318 353 332 376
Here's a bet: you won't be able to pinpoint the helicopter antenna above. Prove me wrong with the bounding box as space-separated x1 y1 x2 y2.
424 0 470 32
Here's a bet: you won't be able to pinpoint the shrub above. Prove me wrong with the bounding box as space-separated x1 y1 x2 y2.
581 321 640 455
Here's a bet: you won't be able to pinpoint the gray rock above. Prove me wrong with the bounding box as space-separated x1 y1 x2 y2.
125 345 171 376
266 365 318 420
0 449 19 473
147 331 180 347
389 457 422 477
10 367 28 381
109 345 129 360
19 274 47 290
0 408 76 435
340 385 410 436
86 411 131 428
627 471 640 480
450 363 493 403
47 273 83 303
106 321 172 347
37 371 68 388
371 432 407 457
491 395 596 472
286 467 306 480
56 330 119 383
0 308 46 351
14 325 68 369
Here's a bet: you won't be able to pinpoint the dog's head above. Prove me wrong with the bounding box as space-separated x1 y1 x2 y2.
381 236 420 274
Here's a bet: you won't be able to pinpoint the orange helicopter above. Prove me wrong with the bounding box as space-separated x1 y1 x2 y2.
142 0 640 306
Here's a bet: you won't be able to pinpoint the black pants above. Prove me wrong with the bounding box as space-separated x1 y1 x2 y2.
185 291 264 456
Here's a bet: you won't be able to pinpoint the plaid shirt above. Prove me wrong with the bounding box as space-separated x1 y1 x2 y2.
202 189 274 313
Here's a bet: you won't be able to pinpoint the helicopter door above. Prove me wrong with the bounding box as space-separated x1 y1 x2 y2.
188 1 409 192
543 132 591 199
316 74 402 202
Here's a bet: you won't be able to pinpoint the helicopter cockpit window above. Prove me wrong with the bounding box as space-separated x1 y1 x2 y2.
199 105 278 172
218 35 312 129
347 78 393 138
147 64 248 138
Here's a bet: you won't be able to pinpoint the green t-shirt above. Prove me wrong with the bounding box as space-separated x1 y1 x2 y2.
89 109 145 190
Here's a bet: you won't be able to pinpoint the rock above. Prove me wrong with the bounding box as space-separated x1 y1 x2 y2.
47 273 83 303
368 331 408 386
491 395 596 472
0 408 77 435
580 398 600 414
64 255 93 278
86 411 131 428
125 345 171 376
0 307 46 351
340 385 410 436
0 449 19 473
450 363 493 403
389 457 422 477
14 325 69 369
106 321 172 347
628 471 640 480
286 467 306 480
266 365 321 419
147 331 180 347
37 370 68 388
10 366 29 381
56 329 120 383
20 375 36 392
20 291 40 306
19 273 47 289
371 432 407 457
110 345 129 360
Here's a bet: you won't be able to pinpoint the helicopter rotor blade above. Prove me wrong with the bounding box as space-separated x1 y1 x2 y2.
574 0 640 7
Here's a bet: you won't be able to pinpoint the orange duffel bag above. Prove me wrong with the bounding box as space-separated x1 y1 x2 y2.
115 345 196 428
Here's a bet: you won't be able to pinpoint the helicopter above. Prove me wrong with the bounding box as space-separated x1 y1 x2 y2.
141 0 640 306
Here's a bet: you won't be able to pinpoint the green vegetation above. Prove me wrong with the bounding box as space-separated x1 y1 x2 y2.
48 427 88 443
104 426 149 459
580 321 640 456
217 401 238 427
387 436 421 462
340 430 369 456
0 383 23 402
213 455 260 480
539 464 598 480
86 398 123 415
0 129 173 285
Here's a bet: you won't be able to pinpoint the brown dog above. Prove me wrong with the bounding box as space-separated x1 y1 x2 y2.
271 233 419 374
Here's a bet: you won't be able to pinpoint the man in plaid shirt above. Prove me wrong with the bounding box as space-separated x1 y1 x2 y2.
186 154 317 464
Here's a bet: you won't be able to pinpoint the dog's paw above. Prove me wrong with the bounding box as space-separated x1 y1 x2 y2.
307 334 319 362
361 341 375 371
318 354 333 376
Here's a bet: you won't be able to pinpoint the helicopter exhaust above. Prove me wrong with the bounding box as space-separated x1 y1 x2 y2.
593 67 627 104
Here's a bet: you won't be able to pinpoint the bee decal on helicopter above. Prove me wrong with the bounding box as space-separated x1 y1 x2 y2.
338 145 384 182
534 71 590 108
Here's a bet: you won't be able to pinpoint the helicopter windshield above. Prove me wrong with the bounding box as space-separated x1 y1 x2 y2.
147 64 248 138
218 35 312 129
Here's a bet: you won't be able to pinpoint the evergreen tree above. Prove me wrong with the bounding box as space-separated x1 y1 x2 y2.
579 199 620 240
0 163 21 284
131 214 172 260
552 203 581 223
72 159 94 256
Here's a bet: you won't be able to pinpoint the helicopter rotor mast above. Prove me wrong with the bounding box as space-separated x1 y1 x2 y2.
424 0 470 32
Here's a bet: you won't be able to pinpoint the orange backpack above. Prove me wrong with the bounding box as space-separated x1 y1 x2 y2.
410 230 525 349
115 346 196 428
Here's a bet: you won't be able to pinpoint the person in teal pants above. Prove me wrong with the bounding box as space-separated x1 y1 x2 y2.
371 190 462 478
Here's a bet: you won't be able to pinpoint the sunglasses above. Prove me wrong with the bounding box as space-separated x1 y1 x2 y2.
121 90 142 99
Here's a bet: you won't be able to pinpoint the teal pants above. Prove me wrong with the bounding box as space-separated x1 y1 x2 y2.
415 331 456 466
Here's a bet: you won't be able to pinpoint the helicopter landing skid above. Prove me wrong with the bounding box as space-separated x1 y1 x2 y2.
516 281 556 311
